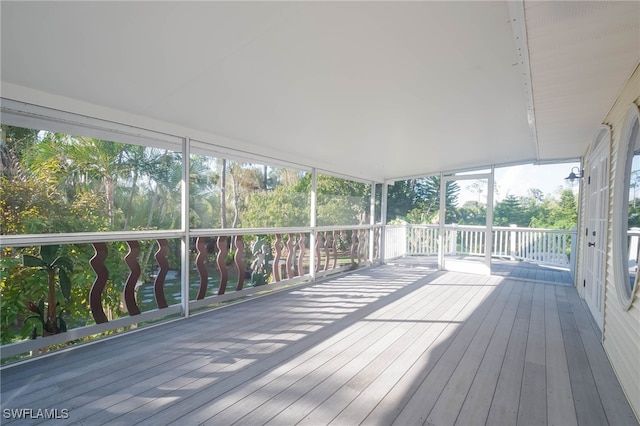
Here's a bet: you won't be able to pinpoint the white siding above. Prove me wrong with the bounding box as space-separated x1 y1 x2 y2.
602 65 640 419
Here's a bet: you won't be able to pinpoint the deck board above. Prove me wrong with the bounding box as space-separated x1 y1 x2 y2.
517 282 547 426
565 288 639 425
485 279 534 425
454 279 523 426
544 284 577 426
556 286 609 426
424 280 515 425
0 263 636 426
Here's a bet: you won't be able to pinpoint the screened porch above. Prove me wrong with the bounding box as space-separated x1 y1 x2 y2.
2 1 640 424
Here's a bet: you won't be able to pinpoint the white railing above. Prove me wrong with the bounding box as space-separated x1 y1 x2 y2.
494 225 574 265
385 225 408 259
1 225 382 359
386 224 577 267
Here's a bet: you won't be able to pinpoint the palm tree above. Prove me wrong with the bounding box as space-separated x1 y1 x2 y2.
23 245 73 336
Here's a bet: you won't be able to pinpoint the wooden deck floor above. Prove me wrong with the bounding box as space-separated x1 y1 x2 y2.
1 265 637 426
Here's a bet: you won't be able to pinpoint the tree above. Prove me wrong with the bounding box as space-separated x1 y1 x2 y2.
494 195 527 226
467 180 485 203
530 189 577 229
22 246 73 336
293 174 369 226
528 188 545 204
387 180 419 222
458 201 487 225
244 184 309 228
414 176 459 223
220 159 227 228
386 176 459 224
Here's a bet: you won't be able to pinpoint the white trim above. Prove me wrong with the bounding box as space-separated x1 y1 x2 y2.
1 226 380 247
612 104 640 310
316 169 381 185
0 230 184 248
0 98 182 150
190 139 312 173
507 0 539 160
388 158 579 183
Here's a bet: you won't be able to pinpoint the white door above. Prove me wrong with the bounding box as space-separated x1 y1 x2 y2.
439 170 494 275
583 137 609 330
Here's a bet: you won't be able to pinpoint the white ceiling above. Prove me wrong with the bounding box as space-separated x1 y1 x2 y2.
1 1 638 182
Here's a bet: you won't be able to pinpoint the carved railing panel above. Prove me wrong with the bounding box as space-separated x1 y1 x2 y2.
195 237 208 300
89 242 109 324
315 232 322 272
216 236 228 295
234 236 244 291
154 239 169 309
323 231 331 271
273 234 282 282
350 230 357 265
297 233 306 277
333 231 347 269
286 233 295 279
124 240 141 316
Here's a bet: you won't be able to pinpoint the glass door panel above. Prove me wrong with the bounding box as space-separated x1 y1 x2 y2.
440 174 493 275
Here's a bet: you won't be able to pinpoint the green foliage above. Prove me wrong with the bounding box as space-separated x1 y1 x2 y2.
387 180 419 222
249 236 271 287
388 176 577 230
19 245 74 336
457 201 487 225
0 125 182 344
529 189 578 229
387 176 459 223
298 175 370 226
244 185 310 228
494 195 529 227
628 202 640 228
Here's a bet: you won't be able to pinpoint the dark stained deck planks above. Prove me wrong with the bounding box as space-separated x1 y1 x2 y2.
0 264 636 426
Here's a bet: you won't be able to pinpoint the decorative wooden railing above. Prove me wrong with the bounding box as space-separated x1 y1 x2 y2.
386 224 577 267
0 226 380 358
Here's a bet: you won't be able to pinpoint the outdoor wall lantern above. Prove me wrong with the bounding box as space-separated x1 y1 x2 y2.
565 166 583 184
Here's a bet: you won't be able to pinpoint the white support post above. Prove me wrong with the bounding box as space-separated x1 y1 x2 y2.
438 173 445 270
485 166 494 272
310 168 317 280
181 137 190 318
450 226 458 255
369 182 376 263
509 224 517 260
380 180 389 263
